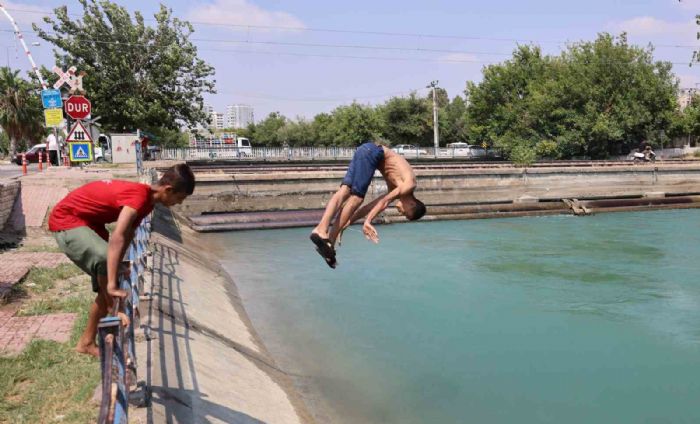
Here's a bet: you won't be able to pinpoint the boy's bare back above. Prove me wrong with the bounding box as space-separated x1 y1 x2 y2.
377 146 416 191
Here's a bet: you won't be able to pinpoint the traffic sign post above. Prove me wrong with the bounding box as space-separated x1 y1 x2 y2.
44 108 64 127
65 95 91 120
66 121 93 143
41 89 62 108
68 142 93 162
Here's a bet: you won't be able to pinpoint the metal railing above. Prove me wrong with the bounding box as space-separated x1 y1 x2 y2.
157 146 505 162
97 215 152 424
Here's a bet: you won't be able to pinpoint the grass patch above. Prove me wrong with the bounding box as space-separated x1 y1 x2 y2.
17 292 93 317
22 264 84 294
17 245 62 253
0 301 99 423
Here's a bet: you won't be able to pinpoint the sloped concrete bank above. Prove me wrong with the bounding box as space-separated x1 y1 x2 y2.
143 205 314 424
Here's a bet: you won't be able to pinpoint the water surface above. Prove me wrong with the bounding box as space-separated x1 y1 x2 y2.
213 210 700 423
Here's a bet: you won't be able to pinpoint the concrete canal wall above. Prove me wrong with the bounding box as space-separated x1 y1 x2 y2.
169 161 700 231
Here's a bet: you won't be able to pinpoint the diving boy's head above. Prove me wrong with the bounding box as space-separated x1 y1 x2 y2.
396 193 426 221
153 163 196 207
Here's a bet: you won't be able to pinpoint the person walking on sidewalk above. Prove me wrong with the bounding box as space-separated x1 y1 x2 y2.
48 164 196 356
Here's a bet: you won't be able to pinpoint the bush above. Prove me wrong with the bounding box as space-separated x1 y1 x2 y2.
509 144 537 167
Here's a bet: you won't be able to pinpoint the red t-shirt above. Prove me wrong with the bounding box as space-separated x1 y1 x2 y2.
49 180 154 240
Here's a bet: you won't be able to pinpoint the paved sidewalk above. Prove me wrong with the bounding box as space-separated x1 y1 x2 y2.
0 252 71 298
0 311 76 355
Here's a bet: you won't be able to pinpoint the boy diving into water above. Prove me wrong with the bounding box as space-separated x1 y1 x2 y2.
310 141 426 268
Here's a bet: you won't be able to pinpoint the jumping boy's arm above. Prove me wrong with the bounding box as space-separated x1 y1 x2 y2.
106 206 139 298
361 187 402 243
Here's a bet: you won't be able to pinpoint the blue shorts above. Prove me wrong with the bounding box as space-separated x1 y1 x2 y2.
341 143 385 197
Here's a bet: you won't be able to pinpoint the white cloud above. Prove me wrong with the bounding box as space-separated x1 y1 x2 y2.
187 0 305 31
611 16 695 38
438 53 479 64
0 1 52 26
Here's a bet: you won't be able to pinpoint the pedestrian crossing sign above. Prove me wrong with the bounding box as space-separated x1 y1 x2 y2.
69 141 93 162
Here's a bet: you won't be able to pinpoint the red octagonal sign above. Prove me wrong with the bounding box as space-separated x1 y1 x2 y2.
64 95 91 120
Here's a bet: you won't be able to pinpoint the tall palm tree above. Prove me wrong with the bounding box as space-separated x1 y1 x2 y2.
0 67 44 156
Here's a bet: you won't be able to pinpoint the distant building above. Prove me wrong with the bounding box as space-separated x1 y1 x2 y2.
225 104 255 129
210 111 225 130
195 103 216 130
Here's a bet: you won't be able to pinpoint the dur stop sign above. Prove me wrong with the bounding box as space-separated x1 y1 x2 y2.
64 95 91 120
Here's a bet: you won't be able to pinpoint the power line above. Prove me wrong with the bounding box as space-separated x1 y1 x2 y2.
0 28 694 67
4 6 699 49
216 88 430 103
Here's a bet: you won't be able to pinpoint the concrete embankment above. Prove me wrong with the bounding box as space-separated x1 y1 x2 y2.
169 161 700 231
142 205 314 423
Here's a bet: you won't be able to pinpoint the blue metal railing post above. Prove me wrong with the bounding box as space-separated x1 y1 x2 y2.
97 214 152 423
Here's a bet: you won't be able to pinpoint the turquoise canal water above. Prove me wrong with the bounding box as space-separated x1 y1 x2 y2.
213 210 700 424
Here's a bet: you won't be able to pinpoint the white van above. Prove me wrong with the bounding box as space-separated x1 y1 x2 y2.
221 135 252 157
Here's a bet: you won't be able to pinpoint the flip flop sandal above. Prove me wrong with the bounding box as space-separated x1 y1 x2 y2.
310 233 337 269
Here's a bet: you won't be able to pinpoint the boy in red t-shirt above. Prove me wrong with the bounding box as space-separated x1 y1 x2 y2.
49 164 195 356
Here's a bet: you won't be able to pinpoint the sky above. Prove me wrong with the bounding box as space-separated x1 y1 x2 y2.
2 0 700 121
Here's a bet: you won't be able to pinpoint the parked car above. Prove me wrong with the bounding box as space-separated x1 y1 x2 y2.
392 144 428 156
468 145 487 158
444 142 471 157
442 142 487 158
12 144 47 165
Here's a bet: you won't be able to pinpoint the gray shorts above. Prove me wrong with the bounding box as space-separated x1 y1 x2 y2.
54 226 107 292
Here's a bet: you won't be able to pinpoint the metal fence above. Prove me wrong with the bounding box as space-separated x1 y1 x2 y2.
157 146 504 161
97 215 151 424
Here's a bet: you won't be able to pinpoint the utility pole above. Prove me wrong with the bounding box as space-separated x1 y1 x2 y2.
427 80 440 157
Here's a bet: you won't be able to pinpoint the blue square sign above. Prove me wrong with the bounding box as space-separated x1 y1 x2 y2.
69 142 93 162
41 89 63 109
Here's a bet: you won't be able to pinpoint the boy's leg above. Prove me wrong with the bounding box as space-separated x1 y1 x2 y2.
312 185 352 239
76 275 108 357
329 194 364 245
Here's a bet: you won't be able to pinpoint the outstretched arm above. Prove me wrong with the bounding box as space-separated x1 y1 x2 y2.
361 187 401 243
106 207 138 298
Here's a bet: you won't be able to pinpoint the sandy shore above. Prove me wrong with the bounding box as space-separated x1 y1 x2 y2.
141 206 315 423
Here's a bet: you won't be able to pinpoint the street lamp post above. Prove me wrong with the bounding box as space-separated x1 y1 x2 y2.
427 80 440 157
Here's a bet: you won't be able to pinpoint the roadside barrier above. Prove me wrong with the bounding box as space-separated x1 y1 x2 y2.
97 215 152 423
38 151 43 172
21 153 27 175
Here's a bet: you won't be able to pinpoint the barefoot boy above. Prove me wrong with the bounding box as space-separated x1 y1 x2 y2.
310 141 426 268
49 164 195 356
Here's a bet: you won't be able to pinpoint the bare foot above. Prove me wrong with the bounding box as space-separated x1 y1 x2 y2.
76 342 100 357
311 228 329 240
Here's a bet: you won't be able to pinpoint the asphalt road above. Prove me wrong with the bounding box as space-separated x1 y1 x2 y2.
0 163 38 179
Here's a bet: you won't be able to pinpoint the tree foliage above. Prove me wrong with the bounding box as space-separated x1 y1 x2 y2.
466 34 678 159
33 0 215 143
0 68 44 155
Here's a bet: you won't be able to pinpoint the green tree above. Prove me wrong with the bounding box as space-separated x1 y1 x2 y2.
465 34 678 160
251 112 287 146
0 68 44 156
326 102 382 146
378 93 432 146
34 0 215 142
442 95 469 145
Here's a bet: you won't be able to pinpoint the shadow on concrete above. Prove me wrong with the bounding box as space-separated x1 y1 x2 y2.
0 184 26 251
146 241 264 424
151 205 183 244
